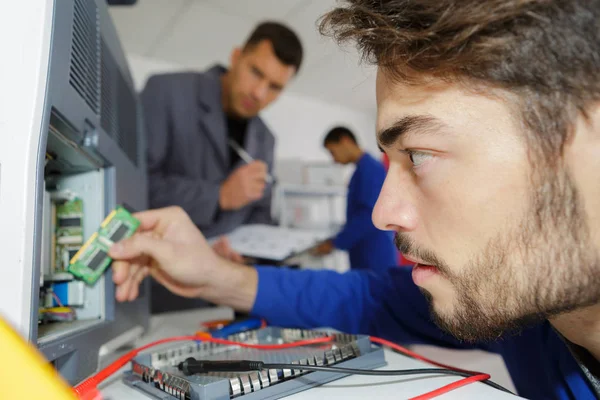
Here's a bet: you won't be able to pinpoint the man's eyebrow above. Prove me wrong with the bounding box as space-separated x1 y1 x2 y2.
377 115 448 147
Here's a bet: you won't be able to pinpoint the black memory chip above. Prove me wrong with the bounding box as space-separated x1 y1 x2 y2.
87 249 107 271
110 223 129 242
59 217 82 227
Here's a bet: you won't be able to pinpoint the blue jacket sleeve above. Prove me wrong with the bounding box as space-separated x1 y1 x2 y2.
251 266 479 349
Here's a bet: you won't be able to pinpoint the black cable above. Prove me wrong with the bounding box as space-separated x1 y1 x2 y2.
267 363 512 394
178 359 264 374
177 358 513 394
377 343 514 394
267 363 473 377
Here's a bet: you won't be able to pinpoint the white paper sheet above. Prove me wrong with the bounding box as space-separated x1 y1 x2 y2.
225 224 335 261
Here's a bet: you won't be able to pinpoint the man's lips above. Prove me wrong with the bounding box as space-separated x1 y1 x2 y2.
402 254 430 266
412 264 439 285
241 97 257 110
402 255 440 285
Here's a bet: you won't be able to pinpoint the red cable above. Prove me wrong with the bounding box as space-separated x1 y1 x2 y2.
204 336 333 349
370 336 493 399
409 374 491 400
73 335 333 399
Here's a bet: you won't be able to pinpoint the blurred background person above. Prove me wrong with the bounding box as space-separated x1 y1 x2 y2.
140 21 303 312
313 127 397 272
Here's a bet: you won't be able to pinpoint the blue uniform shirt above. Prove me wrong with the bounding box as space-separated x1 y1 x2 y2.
251 266 598 399
333 153 397 271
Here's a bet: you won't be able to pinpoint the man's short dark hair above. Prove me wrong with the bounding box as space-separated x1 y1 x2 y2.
244 21 303 73
324 126 358 146
319 1 600 166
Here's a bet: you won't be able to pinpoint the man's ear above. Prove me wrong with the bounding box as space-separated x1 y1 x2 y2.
230 47 242 68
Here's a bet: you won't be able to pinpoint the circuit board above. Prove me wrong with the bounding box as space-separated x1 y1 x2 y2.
124 327 386 400
55 197 83 271
68 205 140 285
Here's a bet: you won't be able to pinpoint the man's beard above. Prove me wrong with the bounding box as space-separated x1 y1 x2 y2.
397 167 600 342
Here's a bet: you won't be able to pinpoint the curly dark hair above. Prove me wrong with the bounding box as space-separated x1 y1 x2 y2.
319 0 600 163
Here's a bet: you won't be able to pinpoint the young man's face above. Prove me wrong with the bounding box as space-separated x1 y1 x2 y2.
325 138 353 165
373 70 600 341
227 39 296 118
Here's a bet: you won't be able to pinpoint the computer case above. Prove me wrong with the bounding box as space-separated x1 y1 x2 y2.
0 0 150 385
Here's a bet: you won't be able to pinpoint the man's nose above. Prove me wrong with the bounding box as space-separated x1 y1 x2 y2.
372 165 418 232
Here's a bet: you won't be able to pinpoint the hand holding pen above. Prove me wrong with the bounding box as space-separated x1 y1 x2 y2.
219 140 272 210
228 139 273 184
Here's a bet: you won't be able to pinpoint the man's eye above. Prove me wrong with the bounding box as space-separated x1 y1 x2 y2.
408 151 432 167
251 67 262 78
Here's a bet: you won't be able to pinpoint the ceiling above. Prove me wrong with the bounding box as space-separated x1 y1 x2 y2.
108 0 377 113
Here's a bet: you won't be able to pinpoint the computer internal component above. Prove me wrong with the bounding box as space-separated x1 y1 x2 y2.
51 281 85 307
61 246 81 272
54 196 84 272
39 307 76 323
68 206 140 285
56 197 83 244
124 327 386 400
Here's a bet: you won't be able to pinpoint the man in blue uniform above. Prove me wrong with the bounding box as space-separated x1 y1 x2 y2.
109 0 600 398
313 127 397 271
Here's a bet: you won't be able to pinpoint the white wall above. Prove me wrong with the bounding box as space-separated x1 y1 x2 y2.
126 54 380 169
261 91 378 162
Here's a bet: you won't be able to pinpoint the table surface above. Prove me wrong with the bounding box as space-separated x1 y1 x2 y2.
98 307 524 400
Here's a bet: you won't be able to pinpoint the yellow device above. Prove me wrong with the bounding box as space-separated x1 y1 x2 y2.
0 316 78 399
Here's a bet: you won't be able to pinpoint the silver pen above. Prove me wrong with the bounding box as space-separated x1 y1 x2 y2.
228 139 273 184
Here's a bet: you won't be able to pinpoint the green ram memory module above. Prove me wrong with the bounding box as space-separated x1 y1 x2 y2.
68 206 140 285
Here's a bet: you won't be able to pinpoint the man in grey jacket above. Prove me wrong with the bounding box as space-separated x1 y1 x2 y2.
141 21 303 312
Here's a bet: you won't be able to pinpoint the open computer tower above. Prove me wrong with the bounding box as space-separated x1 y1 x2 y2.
0 0 150 385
